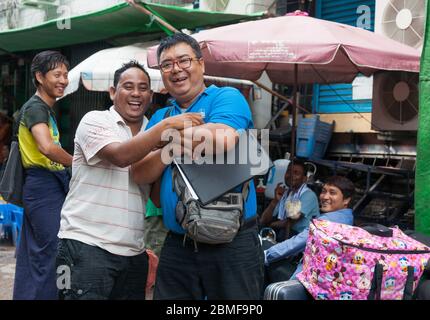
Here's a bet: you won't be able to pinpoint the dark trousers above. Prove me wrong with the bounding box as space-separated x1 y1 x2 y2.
13 168 69 300
56 238 149 300
261 239 301 288
154 226 264 300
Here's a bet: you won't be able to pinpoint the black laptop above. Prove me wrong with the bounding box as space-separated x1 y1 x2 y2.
173 131 273 205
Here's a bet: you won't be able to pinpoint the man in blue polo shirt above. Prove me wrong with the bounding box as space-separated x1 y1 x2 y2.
131 33 264 300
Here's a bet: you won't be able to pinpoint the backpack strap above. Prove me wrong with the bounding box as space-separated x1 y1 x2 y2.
163 106 174 119
242 180 250 201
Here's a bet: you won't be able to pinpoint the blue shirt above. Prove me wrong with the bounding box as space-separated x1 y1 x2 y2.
146 85 256 234
264 208 354 265
274 185 320 234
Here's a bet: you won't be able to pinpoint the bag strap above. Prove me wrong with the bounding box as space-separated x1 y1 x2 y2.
12 106 26 142
403 266 416 300
242 180 250 201
413 258 430 300
163 106 174 119
367 263 383 300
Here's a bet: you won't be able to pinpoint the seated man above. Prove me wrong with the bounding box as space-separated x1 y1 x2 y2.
264 175 355 284
260 159 319 242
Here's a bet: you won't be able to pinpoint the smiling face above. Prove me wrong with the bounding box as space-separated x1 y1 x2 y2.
319 183 351 213
36 63 69 100
158 42 206 108
109 67 153 126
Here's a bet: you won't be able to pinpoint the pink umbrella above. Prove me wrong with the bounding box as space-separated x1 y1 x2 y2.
148 11 420 83
147 11 421 157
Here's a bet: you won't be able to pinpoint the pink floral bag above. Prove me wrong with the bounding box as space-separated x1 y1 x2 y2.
296 220 430 300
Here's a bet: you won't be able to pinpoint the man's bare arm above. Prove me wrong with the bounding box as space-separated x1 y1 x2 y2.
98 113 203 168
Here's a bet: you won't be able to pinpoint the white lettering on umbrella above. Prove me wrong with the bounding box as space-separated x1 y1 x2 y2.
248 41 296 61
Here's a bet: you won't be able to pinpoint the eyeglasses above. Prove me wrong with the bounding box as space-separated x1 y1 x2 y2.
159 57 200 73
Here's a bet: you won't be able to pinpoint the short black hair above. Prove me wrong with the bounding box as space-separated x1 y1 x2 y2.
113 60 151 89
287 158 306 176
324 176 355 201
156 32 202 63
31 51 70 88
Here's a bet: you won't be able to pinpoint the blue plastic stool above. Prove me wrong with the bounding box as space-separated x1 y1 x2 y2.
0 203 24 247
11 207 24 247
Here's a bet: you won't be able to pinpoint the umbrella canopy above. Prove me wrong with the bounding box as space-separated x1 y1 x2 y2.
64 42 163 97
62 42 255 98
147 12 421 85
146 11 421 161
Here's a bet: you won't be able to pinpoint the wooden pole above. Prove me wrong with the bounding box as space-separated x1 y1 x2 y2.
126 0 180 34
252 80 308 114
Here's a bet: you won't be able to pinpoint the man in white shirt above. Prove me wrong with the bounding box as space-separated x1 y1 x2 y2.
56 61 202 300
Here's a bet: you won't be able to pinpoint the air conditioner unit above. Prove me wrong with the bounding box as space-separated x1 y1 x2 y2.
199 0 271 14
371 71 419 131
18 6 46 28
22 0 59 7
199 0 230 12
375 0 425 51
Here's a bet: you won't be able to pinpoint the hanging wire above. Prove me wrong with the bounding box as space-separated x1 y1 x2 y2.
311 65 386 132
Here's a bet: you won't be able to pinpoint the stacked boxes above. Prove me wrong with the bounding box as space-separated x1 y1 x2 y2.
296 115 333 159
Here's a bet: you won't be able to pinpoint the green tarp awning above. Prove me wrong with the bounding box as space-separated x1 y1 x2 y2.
0 1 264 53
416 1 430 235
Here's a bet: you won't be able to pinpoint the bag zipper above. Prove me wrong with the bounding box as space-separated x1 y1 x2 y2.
312 222 430 254
337 239 430 254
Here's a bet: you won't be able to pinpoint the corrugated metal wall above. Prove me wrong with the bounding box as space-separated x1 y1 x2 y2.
313 0 375 113
58 41 113 153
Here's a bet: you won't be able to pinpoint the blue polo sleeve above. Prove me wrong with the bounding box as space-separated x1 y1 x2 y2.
146 108 169 130
264 227 310 265
206 87 253 130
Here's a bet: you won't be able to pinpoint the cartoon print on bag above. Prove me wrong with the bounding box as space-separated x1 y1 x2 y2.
357 238 374 247
391 239 407 250
321 237 331 247
351 251 367 272
398 257 409 273
352 251 366 265
384 276 396 291
325 253 338 271
318 221 330 228
373 256 389 274
310 239 319 255
333 244 343 256
420 258 429 272
332 267 346 289
339 291 353 300
310 268 322 284
316 293 329 300
356 272 371 290
332 233 344 241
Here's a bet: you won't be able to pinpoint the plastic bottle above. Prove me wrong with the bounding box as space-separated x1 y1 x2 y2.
256 178 266 193
264 159 290 199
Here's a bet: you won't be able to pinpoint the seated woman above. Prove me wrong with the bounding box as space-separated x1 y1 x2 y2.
264 175 355 283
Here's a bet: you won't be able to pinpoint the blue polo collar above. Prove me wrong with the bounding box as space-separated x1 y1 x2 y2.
170 85 217 112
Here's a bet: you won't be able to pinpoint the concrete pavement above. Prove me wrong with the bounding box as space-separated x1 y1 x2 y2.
0 242 15 300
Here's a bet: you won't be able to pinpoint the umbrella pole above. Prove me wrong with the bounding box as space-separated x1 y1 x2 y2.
127 0 180 34
291 64 298 161
287 64 298 192
252 80 308 114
